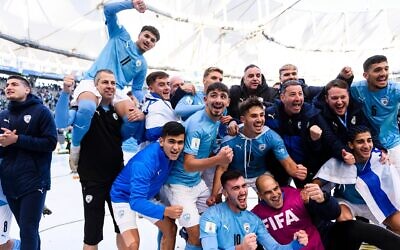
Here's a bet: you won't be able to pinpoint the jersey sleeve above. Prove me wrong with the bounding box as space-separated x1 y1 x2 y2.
103 1 133 38
268 130 290 160
129 161 165 219
200 208 220 250
184 127 202 156
255 215 303 250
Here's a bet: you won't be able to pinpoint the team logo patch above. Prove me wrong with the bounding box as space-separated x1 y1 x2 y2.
136 59 142 67
204 221 216 233
183 213 191 221
118 210 125 219
113 113 118 120
259 144 266 151
190 138 200 150
380 97 389 106
243 223 250 233
186 96 193 105
23 115 31 124
351 116 356 125
297 121 302 129
85 195 93 203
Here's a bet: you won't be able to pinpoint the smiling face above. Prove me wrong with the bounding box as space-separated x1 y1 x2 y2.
243 66 262 90
204 89 230 121
5 77 30 102
325 86 349 116
257 175 283 209
203 71 223 92
363 61 389 91
348 131 373 163
223 176 248 213
159 133 185 160
148 77 171 100
240 106 265 138
136 31 157 53
280 84 304 116
95 72 116 103
279 66 298 83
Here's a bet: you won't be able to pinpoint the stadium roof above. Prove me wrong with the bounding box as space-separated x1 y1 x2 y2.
1 0 400 84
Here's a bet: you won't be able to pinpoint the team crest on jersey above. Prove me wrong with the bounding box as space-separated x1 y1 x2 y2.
297 121 302 129
186 96 193 105
85 195 93 203
259 144 266 151
380 97 389 106
183 213 191 221
351 116 356 125
191 138 200 150
23 115 31 124
136 59 142 67
113 113 118 120
243 223 250 233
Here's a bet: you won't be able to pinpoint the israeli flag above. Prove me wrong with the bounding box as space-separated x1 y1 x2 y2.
315 149 400 223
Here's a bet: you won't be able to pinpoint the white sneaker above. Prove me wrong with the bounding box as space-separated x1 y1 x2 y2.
69 145 80 172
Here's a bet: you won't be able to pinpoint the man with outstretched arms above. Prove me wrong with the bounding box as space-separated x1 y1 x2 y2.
110 121 185 250
68 0 159 171
163 82 233 250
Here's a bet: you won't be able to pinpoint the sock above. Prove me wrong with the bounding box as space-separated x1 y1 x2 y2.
72 100 96 146
185 243 202 250
157 230 162 250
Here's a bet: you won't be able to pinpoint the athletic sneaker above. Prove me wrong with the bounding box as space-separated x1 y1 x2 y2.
69 145 80 172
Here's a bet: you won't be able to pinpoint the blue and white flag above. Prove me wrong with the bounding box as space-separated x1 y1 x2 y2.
315 149 400 223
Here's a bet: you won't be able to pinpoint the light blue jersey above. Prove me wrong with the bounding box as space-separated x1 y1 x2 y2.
200 202 302 250
175 92 205 120
84 1 147 91
351 80 400 149
166 109 219 187
221 125 289 179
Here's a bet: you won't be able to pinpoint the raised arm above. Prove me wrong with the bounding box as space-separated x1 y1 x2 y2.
104 0 146 38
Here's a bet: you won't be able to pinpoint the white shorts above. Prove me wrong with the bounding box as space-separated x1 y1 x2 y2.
111 202 161 233
0 204 12 244
388 144 400 176
201 166 216 190
163 180 210 228
72 79 130 106
337 199 380 224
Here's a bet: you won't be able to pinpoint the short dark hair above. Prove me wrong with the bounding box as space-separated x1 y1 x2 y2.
206 82 229 95
363 55 387 72
7 75 31 88
141 25 160 41
239 96 264 116
161 121 185 137
347 125 371 143
94 69 114 85
325 79 349 94
221 170 243 188
146 71 169 86
203 67 223 79
244 64 259 72
280 79 303 94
